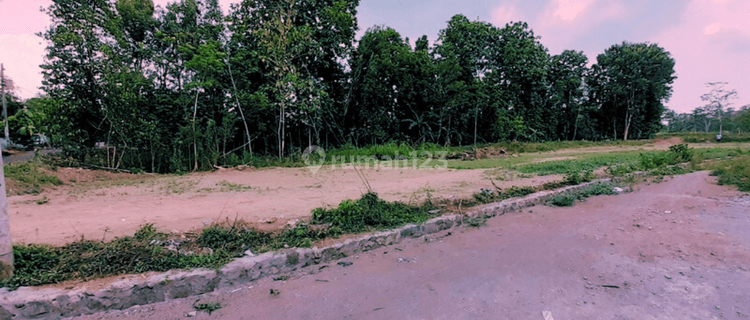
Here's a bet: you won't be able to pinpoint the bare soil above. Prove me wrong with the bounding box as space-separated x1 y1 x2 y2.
9 165 561 245
10 140 749 246
74 171 750 320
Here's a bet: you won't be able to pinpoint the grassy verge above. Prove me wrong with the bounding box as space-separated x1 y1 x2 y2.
226 140 650 170
656 132 750 143
3 223 334 289
3 161 64 195
707 155 750 191
2 192 438 289
311 192 437 233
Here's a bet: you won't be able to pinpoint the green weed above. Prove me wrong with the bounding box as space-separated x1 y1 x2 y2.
216 181 253 192
311 192 436 233
4 162 63 195
548 182 618 207
194 302 222 315
709 156 750 191
471 186 537 205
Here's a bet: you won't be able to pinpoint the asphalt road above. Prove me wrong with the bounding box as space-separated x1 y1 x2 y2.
76 172 750 320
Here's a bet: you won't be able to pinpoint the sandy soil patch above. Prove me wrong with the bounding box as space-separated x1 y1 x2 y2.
9 165 560 245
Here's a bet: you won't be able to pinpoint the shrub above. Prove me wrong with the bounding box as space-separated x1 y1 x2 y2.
668 144 693 162
550 194 577 207
548 182 618 207
563 168 594 185
311 192 435 232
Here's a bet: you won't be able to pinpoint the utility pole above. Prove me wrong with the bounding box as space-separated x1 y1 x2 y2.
0 64 11 279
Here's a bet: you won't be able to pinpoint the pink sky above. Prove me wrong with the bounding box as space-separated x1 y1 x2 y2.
1 0 748 113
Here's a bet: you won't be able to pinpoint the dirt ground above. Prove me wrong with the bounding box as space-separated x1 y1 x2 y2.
8 140 747 246
73 171 750 320
9 165 562 245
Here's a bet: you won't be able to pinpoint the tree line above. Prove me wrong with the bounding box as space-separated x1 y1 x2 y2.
664 82 750 134
11 0 677 172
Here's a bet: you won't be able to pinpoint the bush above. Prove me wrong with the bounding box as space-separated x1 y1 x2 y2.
548 182 618 207
311 192 435 232
668 144 693 162
564 168 594 185
550 194 577 207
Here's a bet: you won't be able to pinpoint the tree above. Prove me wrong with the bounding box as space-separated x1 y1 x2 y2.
489 21 551 141
252 0 315 158
701 82 738 136
549 50 588 140
589 42 676 140
433 15 500 145
348 26 427 144
41 0 118 159
227 0 359 155
736 105 750 133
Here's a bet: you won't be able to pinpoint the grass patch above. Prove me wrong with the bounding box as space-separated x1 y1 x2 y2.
4 162 63 195
488 140 647 154
311 192 437 233
549 182 619 207
708 155 750 191
471 186 537 205
657 132 750 143
2 193 436 289
1 222 341 289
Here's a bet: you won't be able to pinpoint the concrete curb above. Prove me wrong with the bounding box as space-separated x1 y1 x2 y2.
0 179 616 319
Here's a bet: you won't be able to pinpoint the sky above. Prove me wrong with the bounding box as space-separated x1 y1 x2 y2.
0 0 748 113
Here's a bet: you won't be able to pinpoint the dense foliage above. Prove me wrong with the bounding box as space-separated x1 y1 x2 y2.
24 0 679 172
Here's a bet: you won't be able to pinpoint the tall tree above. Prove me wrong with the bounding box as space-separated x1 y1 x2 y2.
489 21 551 141
549 50 588 140
701 82 738 136
589 42 676 140
41 0 119 159
433 15 500 145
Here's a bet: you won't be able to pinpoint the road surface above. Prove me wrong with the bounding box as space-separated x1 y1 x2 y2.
76 172 750 320
2 149 59 165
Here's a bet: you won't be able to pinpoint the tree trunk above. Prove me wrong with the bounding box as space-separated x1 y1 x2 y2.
572 107 580 141
278 102 284 158
473 107 478 145
192 89 200 171
227 59 253 154
623 110 633 141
